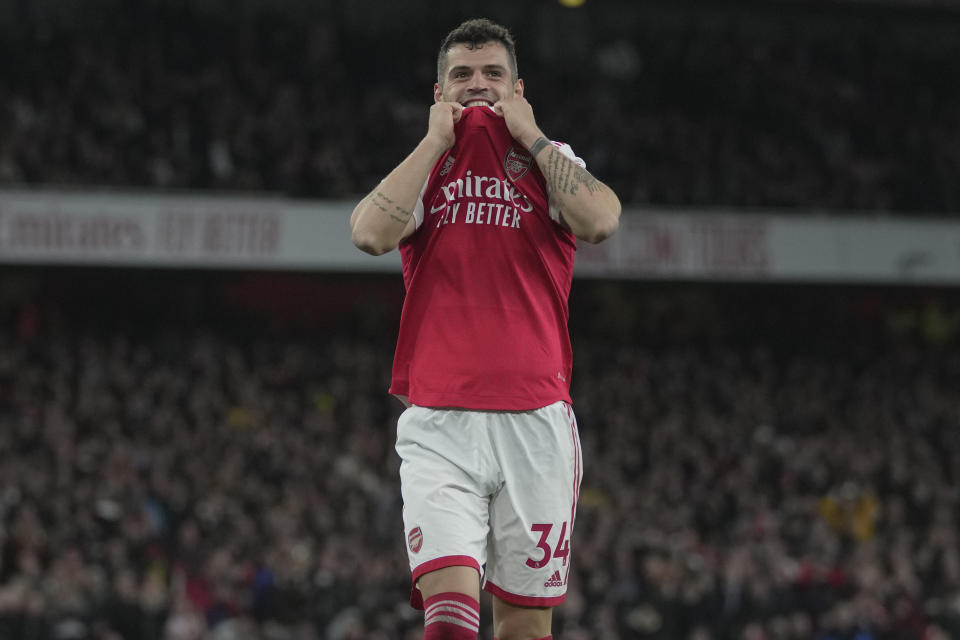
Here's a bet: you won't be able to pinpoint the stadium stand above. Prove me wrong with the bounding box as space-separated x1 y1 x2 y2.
1 273 959 639
1 0 959 212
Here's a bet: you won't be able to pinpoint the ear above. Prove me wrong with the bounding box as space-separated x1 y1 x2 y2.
514 78 524 98
434 83 443 103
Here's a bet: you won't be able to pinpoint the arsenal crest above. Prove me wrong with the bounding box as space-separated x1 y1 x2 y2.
408 526 423 553
503 146 532 182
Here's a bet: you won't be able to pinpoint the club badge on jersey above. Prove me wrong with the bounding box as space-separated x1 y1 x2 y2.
503 145 533 182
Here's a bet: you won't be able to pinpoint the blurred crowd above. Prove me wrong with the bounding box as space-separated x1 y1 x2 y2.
1 1 959 212
1 297 959 639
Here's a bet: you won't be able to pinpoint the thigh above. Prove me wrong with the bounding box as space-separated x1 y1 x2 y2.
484 401 582 607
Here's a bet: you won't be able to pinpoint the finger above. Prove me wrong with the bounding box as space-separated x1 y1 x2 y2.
451 103 464 121
492 100 505 116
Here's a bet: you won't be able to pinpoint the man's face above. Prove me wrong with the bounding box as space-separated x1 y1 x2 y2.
435 41 523 107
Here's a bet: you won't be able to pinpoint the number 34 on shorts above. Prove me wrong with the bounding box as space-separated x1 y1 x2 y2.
526 521 570 570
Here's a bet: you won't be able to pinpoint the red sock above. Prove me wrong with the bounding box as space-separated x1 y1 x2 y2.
423 592 480 639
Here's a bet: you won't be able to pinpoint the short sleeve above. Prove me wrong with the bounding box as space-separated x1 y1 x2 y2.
412 177 429 229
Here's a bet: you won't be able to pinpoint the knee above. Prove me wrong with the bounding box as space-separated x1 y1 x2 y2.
416 565 481 603
492 605 552 640
493 628 552 640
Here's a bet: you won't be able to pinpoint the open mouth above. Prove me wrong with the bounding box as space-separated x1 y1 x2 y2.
463 99 493 108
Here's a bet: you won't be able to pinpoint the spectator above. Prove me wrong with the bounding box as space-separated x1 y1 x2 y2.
1 1 960 213
1 283 958 638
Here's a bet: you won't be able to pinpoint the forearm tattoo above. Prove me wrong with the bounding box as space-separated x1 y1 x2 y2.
541 146 603 197
371 191 411 225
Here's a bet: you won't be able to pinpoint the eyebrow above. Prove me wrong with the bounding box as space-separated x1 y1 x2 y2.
447 64 509 78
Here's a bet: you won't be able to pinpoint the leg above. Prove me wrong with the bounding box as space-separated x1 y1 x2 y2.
396 406 496 636
491 596 553 640
484 402 579 640
417 565 481 602
418 566 482 639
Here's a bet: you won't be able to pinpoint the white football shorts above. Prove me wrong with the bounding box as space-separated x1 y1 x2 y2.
396 401 582 609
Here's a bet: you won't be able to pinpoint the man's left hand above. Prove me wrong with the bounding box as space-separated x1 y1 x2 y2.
494 96 545 150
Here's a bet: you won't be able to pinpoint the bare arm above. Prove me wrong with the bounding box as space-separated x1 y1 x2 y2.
495 98 621 244
528 136 621 243
350 102 463 255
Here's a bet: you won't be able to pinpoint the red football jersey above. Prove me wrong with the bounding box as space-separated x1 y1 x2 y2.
389 106 579 410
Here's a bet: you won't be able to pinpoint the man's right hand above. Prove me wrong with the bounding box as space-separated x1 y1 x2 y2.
426 102 464 151
350 101 462 256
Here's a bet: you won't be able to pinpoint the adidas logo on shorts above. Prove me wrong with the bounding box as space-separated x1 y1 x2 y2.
543 570 564 588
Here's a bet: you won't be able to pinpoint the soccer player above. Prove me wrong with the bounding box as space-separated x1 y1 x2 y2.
350 18 621 640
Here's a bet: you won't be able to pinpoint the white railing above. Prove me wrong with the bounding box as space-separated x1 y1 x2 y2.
1 188 958 284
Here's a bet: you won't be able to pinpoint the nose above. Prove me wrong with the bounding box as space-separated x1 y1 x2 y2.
466 70 489 91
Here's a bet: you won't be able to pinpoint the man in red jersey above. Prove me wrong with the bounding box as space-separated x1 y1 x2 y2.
350 18 620 640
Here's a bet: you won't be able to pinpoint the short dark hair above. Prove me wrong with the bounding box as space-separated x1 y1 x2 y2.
437 18 518 85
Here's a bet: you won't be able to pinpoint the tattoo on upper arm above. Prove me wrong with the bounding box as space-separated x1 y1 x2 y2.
542 147 602 197
371 191 412 225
